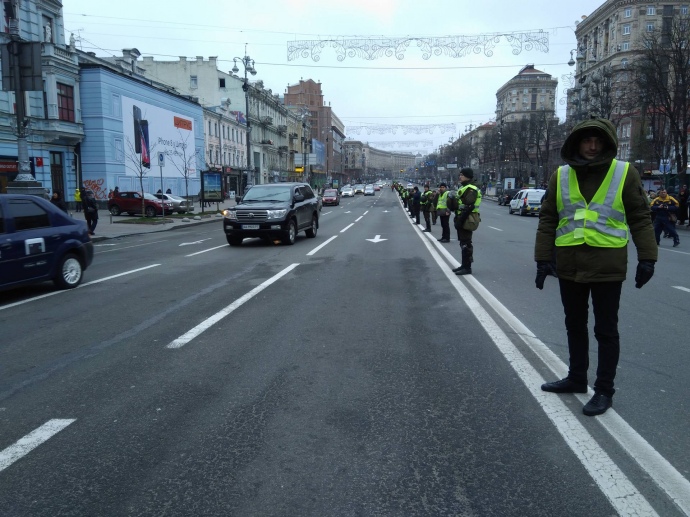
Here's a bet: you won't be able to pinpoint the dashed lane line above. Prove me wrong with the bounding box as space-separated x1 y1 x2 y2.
0 419 76 473
167 263 300 349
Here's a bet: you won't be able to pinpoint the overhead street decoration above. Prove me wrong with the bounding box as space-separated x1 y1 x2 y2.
287 31 549 62
368 140 434 148
347 124 456 135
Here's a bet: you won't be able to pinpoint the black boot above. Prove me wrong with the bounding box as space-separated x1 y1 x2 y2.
455 246 472 275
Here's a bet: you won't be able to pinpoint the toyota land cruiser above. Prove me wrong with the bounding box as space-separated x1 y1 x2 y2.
222 183 319 246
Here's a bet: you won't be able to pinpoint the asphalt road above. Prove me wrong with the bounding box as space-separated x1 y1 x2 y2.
1 188 688 516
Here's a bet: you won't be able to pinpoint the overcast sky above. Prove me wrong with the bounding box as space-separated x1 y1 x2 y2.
62 0 607 154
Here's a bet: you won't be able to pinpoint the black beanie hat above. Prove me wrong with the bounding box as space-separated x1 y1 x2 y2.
460 167 474 179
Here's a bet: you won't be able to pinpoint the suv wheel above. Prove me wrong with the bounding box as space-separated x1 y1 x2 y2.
145 206 156 218
53 253 83 289
282 219 297 245
305 215 318 238
109 205 121 216
227 235 243 246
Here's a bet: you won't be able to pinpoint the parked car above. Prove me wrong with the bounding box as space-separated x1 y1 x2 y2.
353 184 365 195
153 193 193 214
498 189 519 206
0 194 94 291
322 188 340 206
374 184 381 191
222 183 319 246
108 192 173 217
364 184 375 196
509 188 546 216
341 186 354 197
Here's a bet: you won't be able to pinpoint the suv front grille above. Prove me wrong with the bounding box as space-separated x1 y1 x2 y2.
236 209 269 222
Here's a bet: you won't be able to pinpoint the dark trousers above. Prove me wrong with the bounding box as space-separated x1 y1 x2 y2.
439 212 450 240
413 204 420 224
85 214 98 234
559 279 622 397
423 210 431 230
653 217 679 244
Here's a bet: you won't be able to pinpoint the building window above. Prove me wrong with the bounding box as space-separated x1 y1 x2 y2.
56 83 75 122
621 58 629 68
624 7 632 17
622 24 631 35
190 75 198 89
646 5 655 15
219 78 225 88
622 42 630 51
114 138 124 162
682 6 689 15
647 23 655 32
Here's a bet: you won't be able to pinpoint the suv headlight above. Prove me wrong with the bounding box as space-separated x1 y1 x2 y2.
266 209 288 220
222 209 237 220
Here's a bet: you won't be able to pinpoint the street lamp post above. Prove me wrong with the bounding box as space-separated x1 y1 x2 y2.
232 45 257 194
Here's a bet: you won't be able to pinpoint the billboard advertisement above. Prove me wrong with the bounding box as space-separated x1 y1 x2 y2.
312 139 325 172
122 97 197 177
202 171 223 201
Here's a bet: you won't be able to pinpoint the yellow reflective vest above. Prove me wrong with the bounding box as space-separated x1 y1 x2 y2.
456 184 481 214
555 159 629 248
436 191 448 210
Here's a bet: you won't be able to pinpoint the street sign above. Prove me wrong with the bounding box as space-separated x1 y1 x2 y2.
158 152 165 167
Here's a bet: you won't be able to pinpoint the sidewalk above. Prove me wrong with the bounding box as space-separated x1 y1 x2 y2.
75 199 236 242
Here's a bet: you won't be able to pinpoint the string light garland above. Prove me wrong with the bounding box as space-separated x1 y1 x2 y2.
288 31 549 62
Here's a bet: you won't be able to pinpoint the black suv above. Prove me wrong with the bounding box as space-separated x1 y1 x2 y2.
222 183 319 246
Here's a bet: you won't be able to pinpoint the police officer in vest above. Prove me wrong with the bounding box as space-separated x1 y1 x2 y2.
421 184 433 232
535 117 657 417
436 183 451 242
452 168 481 275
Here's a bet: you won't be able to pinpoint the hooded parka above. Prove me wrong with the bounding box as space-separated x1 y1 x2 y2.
535 118 657 283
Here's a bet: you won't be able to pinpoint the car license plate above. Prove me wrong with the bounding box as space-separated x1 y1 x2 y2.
242 224 259 230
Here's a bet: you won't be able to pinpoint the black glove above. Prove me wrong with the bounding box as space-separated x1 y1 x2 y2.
535 261 555 290
635 260 655 289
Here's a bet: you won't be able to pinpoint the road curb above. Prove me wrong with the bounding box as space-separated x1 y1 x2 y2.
90 216 222 242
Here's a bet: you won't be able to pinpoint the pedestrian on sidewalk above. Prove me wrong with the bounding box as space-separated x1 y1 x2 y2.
50 190 68 213
535 117 657 417
74 188 82 212
677 184 688 226
82 190 99 235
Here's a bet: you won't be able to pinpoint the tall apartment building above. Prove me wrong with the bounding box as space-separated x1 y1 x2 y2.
495 65 558 124
284 79 346 187
570 0 690 170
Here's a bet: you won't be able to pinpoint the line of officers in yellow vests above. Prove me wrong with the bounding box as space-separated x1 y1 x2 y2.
393 168 481 275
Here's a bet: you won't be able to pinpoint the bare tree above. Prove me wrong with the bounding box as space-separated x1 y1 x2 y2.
632 11 690 186
167 129 201 204
123 136 156 217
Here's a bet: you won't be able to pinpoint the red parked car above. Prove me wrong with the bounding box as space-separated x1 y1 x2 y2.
108 192 173 217
322 188 340 206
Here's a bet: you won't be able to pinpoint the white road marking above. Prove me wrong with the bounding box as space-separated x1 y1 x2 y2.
363 211 369 215
423 231 690 515
417 233 658 516
96 240 169 253
0 419 76 472
185 245 228 256
355 216 364 222
307 236 337 256
488 226 504 231
672 286 690 293
167 263 300 348
0 265 161 312
366 235 387 243
340 223 355 233
179 238 212 246
321 211 333 215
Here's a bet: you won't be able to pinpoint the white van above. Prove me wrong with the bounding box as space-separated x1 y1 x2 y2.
509 188 546 216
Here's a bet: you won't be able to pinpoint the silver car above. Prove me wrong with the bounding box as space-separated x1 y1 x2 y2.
154 193 193 214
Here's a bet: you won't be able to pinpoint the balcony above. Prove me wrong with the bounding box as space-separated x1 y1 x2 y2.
277 124 287 134
260 139 274 145
259 116 273 125
278 145 288 152
289 132 299 140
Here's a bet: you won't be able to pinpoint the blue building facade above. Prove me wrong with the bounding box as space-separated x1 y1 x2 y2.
79 65 204 202
0 0 83 196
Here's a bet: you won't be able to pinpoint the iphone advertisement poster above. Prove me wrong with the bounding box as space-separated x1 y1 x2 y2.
121 97 197 177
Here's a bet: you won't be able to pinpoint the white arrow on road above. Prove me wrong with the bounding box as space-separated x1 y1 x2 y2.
179 238 212 246
366 235 388 243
